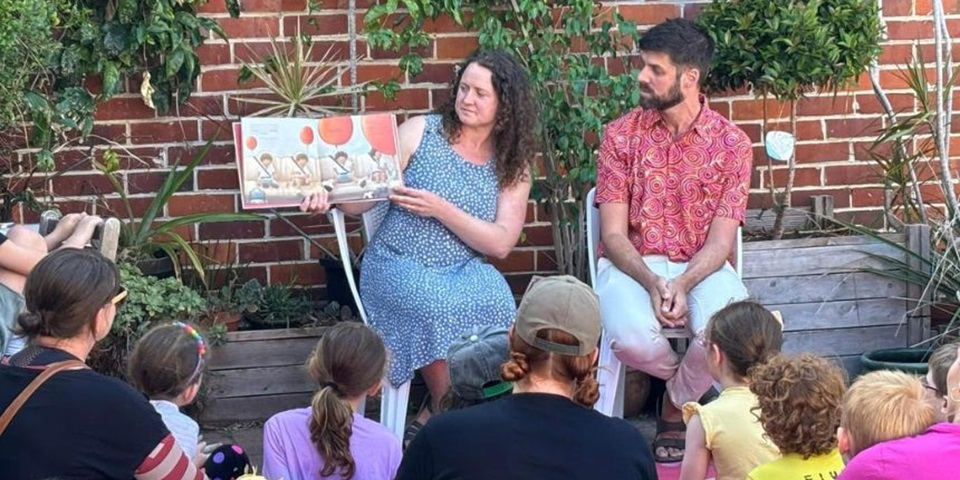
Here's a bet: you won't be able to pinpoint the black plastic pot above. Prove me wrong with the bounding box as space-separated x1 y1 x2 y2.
860 347 932 375
137 253 176 279
318 258 360 314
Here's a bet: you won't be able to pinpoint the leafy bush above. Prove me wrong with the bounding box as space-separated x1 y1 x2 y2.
0 0 59 129
114 262 207 336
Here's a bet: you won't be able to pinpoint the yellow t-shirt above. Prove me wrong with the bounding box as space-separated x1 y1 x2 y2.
747 449 845 480
682 386 779 480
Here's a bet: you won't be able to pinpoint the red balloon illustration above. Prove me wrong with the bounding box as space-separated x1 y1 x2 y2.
245 136 257 151
318 116 353 146
299 125 315 145
361 114 398 155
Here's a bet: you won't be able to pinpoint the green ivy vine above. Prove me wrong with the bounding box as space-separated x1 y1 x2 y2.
364 0 641 280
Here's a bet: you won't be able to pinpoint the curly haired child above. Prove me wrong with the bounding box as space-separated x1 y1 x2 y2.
747 354 847 480
679 301 783 480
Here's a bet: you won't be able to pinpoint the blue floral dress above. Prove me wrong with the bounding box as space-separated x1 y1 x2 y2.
360 115 516 387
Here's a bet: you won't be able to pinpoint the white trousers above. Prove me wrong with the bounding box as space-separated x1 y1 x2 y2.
595 256 748 407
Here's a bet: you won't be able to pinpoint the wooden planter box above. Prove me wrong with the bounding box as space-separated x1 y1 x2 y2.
741 225 930 375
200 326 327 425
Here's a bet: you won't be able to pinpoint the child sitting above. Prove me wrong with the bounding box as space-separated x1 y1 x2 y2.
128 322 250 480
262 322 401 480
747 354 847 479
837 368 955 479
439 325 513 412
679 301 783 480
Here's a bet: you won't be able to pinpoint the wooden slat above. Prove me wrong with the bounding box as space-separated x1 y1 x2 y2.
782 325 908 357
744 207 813 233
906 224 932 345
741 233 904 251
206 365 313 399
200 392 313 425
742 242 908 278
208 336 319 371
745 272 908 305
769 298 909 332
221 326 328 343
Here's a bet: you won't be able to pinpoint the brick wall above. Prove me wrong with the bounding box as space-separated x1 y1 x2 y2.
16 0 960 297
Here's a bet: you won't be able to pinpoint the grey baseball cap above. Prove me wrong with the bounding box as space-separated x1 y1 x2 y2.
446 325 513 401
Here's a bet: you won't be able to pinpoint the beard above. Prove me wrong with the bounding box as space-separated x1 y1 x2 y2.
639 79 684 111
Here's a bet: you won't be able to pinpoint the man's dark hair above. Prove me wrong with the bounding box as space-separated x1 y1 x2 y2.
638 18 714 86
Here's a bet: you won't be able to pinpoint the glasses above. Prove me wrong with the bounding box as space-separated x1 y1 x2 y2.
921 377 941 396
110 287 128 307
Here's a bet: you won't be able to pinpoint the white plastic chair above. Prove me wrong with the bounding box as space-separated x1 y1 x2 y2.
327 202 412 439
586 187 742 417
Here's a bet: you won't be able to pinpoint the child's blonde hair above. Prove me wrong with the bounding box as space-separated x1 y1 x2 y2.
841 370 937 456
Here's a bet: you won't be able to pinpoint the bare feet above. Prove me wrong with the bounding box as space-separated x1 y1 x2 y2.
43 213 87 250
60 215 103 249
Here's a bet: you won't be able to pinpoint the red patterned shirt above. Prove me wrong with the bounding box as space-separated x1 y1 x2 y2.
596 97 752 263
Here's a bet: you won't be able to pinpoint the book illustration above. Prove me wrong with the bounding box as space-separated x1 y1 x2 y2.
234 114 403 209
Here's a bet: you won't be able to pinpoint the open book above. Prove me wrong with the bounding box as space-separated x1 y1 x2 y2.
233 114 403 210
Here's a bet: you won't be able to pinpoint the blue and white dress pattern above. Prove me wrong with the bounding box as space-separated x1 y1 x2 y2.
360 115 516 387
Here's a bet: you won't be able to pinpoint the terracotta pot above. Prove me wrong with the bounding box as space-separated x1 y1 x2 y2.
212 311 243 332
623 368 651 418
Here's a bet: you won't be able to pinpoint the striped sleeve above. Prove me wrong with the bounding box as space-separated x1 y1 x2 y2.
134 434 207 480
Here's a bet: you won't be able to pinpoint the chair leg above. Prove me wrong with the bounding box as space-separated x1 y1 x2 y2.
380 380 411 440
595 335 625 418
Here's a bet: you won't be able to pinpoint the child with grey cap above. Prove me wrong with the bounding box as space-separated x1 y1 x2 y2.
440 325 514 411
397 275 658 480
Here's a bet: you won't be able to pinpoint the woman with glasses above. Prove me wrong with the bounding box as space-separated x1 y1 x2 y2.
0 248 207 480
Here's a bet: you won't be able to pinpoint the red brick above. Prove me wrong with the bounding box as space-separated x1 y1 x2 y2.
854 140 895 161
201 68 256 93
308 235 360 260
364 88 431 111
344 64 404 85
94 97 157 121
879 43 914 65
797 95 854 117
367 43 434 61
436 36 480 60
431 87 451 109
519 225 553 247
886 20 935 41
423 14 473 34
199 220 266 240
731 98 790 121
196 43 231 66
851 187 886 207
97 197 154 219
129 121 200 144
236 265 269 284
308 41 356 63
218 17 281 39
881 0 913 16
795 142 849 163
183 96 225 117
410 62 458 84
197 1 229 14
823 164 882 186
201 121 236 143
167 193 237 217
536 250 559 272
505 273 537 296
618 4 682 24
769 167 822 188
269 214 335 237
917 0 960 15
127 171 188 195
683 3 707 19
856 93 916 115
708 100 731 119
52 173 115 197
826 118 882 139
242 0 308 11
282 14 347 37
168 145 237 167
490 250 535 273
270 262 325 286
197 168 241 190
239 239 304 263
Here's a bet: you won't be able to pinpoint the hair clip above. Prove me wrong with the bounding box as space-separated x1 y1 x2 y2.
173 321 206 356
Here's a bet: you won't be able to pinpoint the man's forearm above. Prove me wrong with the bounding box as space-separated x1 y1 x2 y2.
673 242 728 293
603 234 659 292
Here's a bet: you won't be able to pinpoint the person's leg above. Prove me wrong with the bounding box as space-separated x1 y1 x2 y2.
414 359 450 424
42 212 87 250
59 214 102 249
595 257 679 379
666 262 748 406
0 226 48 294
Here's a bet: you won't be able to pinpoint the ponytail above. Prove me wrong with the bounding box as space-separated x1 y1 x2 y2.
305 322 387 480
309 384 356 479
705 301 783 379
502 329 600 408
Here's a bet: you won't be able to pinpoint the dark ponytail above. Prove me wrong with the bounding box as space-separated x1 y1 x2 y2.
704 301 783 378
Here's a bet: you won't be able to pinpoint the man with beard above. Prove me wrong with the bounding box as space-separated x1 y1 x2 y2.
594 18 752 464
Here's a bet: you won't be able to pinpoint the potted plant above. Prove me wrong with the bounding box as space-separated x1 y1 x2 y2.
697 0 884 240
206 280 262 332
95 139 262 282
242 280 315 330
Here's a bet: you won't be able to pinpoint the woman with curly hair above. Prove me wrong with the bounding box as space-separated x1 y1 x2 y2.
679 301 783 480
301 49 538 446
747 354 847 480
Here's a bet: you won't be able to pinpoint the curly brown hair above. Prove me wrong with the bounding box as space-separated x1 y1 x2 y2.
749 354 847 459
438 49 539 189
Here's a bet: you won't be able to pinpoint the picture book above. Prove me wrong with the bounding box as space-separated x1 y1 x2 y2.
234 114 403 209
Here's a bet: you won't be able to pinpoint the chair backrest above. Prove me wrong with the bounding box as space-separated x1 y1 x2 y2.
583 186 742 283
585 187 600 287
329 202 392 325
